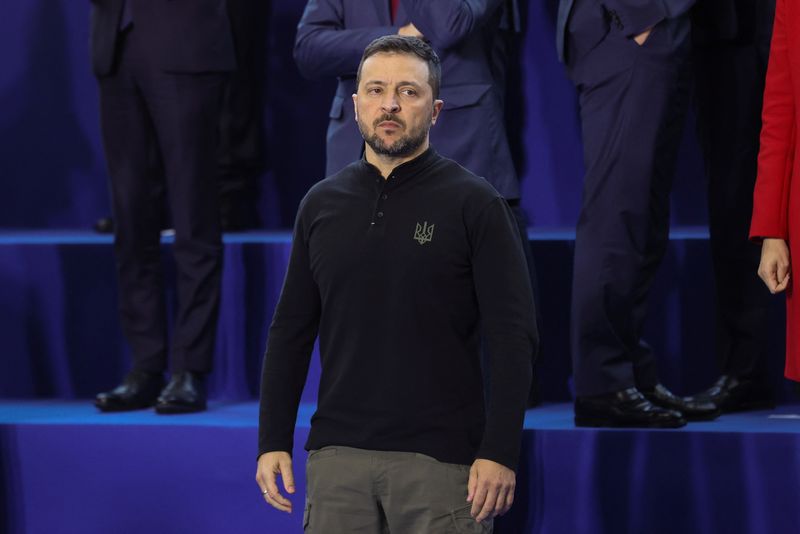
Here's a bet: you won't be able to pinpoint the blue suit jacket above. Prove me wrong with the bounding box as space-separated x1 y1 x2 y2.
294 0 520 199
557 0 696 62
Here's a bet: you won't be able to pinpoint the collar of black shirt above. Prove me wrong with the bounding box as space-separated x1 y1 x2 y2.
359 146 439 186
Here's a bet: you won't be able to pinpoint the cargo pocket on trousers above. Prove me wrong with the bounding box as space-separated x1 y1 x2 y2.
450 504 493 533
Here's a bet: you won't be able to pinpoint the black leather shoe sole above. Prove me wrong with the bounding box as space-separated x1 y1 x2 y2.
154 402 207 415
94 398 157 413
682 410 721 422
574 415 687 429
719 397 775 414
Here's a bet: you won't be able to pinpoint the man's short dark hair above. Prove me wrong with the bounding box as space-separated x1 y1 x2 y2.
356 36 442 100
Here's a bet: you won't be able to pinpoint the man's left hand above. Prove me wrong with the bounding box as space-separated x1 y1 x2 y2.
467 458 516 522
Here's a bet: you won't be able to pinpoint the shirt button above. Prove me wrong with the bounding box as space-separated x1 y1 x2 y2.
381 194 388 200
377 211 384 218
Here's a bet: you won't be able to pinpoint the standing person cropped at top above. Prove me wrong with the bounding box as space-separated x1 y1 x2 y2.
750 0 800 384
689 0 777 412
256 36 537 532
90 0 234 413
217 0 270 231
294 0 543 406
557 0 720 427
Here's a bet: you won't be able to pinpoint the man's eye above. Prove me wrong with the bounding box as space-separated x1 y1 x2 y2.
368 87 382 94
401 89 417 96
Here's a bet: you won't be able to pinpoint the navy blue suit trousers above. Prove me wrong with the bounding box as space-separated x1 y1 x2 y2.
564 0 692 396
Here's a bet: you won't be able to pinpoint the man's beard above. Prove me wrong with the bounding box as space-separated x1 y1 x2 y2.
358 113 430 158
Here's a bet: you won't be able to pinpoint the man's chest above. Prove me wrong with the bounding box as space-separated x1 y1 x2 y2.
306 189 472 292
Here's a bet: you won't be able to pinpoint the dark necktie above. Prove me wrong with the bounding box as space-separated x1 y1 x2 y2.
391 0 400 23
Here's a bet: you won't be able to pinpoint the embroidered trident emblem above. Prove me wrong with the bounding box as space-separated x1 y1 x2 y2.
414 222 435 245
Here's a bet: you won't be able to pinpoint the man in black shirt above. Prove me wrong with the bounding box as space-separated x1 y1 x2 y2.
256 36 536 531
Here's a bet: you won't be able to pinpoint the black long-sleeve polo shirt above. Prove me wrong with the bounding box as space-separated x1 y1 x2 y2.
258 147 537 471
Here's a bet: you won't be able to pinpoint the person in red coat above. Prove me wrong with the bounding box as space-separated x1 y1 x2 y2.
751 0 799 382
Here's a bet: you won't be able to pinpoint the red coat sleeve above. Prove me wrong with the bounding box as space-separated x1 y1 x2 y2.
751 0 796 241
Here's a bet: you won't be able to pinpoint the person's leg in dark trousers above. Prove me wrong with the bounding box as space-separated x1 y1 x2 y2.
94 28 169 412
631 47 693 390
569 17 691 397
99 30 169 375
137 65 225 376
217 0 269 230
95 26 224 413
691 2 776 408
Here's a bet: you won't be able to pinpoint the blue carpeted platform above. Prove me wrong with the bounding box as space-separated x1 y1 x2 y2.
2 401 800 534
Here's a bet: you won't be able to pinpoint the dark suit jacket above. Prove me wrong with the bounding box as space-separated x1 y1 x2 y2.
90 0 236 78
294 0 520 199
692 0 769 44
557 0 696 62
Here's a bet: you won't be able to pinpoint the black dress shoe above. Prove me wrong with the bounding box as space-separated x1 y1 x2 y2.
155 372 207 414
692 375 774 413
641 384 720 422
95 371 164 412
575 387 686 428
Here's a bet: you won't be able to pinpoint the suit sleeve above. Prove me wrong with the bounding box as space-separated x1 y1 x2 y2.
258 199 322 457
601 0 696 37
294 0 399 80
403 0 506 51
470 197 537 471
751 0 796 241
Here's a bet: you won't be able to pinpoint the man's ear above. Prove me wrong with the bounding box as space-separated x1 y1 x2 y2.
431 99 444 125
352 94 358 122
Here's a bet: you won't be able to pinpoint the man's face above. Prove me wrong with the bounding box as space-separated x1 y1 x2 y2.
353 52 443 158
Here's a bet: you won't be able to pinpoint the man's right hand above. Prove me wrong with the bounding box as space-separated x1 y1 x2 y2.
256 451 295 513
758 238 791 294
633 27 653 46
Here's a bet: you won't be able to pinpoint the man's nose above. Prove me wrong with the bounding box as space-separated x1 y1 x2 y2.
381 94 400 113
